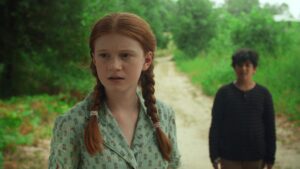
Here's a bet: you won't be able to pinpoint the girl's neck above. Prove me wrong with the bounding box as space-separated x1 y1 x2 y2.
234 79 256 91
105 91 139 115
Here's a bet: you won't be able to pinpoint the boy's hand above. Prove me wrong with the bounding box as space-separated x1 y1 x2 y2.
212 158 220 169
212 162 219 169
263 162 273 169
266 164 273 169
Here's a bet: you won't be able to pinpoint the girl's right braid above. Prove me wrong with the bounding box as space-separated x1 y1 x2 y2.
84 76 105 155
141 66 172 161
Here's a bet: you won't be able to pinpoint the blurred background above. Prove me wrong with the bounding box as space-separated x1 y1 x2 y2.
0 0 299 168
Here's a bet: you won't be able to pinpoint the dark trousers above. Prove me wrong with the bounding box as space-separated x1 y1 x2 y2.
221 159 263 169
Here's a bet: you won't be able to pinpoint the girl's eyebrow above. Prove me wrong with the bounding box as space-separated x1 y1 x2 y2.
95 49 137 53
119 49 136 53
95 49 140 56
95 49 107 53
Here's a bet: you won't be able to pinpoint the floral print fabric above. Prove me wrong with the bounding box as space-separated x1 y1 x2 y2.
48 93 181 169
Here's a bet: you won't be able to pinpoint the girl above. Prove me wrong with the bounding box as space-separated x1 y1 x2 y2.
49 12 181 169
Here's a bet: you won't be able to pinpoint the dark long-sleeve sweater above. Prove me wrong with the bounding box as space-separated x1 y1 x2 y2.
209 82 276 164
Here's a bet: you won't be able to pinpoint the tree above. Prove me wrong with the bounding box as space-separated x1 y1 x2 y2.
225 0 259 15
263 2 292 18
84 0 173 49
172 0 216 57
122 0 173 48
0 0 87 98
230 8 281 53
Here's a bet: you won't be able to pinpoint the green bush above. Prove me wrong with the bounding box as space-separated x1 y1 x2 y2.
172 0 216 58
231 8 282 53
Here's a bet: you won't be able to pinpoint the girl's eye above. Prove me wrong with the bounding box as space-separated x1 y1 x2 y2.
120 53 130 59
98 53 109 58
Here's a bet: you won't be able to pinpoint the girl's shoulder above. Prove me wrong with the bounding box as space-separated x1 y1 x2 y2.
156 99 176 122
53 95 91 132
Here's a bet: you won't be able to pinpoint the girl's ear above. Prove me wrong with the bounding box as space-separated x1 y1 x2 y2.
143 52 153 71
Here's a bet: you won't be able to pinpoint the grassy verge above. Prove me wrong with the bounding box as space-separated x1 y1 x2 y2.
0 59 96 167
0 91 93 167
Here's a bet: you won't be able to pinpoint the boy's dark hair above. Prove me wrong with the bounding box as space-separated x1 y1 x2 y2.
231 48 259 68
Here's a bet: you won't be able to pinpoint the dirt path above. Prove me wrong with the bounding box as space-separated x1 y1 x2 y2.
154 56 300 169
6 56 300 169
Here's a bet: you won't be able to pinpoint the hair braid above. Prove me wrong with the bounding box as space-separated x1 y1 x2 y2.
84 62 106 155
141 65 172 161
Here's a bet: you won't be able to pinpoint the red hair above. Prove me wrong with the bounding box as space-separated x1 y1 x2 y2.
85 12 172 161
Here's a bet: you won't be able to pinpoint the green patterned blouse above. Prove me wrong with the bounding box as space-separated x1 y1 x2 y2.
48 93 181 169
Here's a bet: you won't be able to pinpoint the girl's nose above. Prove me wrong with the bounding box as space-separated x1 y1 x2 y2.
109 57 122 70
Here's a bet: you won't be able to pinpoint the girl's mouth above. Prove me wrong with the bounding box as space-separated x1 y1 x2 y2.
108 76 124 81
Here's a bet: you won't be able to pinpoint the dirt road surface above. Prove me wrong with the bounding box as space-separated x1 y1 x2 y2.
6 56 300 169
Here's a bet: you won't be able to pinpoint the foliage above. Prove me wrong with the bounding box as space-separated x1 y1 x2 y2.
0 152 2 169
133 0 175 48
84 0 174 49
174 49 234 95
0 94 77 153
231 8 283 53
255 47 300 121
172 0 216 58
262 2 291 15
207 8 237 55
146 0 174 48
225 0 259 15
208 5 293 56
0 0 88 98
252 44 300 120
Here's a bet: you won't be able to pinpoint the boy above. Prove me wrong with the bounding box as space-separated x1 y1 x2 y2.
209 48 276 169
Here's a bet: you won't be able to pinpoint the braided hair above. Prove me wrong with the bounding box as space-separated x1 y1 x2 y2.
85 12 172 161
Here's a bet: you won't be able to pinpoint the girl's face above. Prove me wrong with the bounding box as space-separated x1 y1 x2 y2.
92 33 152 94
234 60 256 83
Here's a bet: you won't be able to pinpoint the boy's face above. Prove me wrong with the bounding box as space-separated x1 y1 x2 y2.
234 60 256 82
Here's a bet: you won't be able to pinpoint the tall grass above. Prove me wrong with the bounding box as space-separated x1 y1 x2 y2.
174 49 234 95
255 48 300 120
